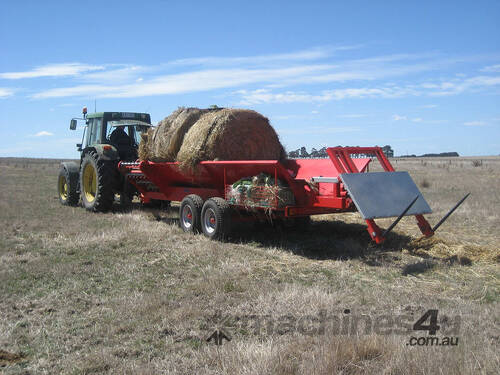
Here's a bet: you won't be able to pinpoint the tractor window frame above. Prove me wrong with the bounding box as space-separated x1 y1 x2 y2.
83 119 92 147
88 117 103 145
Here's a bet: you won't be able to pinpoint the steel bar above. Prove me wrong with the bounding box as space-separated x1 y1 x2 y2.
382 195 420 237
432 193 470 232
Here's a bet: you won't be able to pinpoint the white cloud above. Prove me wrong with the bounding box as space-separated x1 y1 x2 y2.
0 63 104 79
238 87 414 105
464 121 486 127
33 131 54 137
480 64 500 73
19 50 500 101
0 87 14 98
169 45 361 67
235 72 500 105
392 114 407 121
80 65 148 83
32 65 332 99
412 118 423 122
425 75 500 96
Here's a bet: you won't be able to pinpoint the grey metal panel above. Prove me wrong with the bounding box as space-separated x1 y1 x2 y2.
311 177 339 183
339 172 432 219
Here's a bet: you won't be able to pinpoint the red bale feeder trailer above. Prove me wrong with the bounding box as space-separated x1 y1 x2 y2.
119 146 468 243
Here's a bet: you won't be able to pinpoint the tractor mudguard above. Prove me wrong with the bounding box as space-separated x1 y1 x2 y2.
60 161 79 175
90 144 120 161
60 161 80 193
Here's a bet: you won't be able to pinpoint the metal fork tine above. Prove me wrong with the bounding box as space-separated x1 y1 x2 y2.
382 195 420 238
432 193 470 232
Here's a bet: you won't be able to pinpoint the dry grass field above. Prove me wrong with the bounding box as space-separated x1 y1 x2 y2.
0 156 498 374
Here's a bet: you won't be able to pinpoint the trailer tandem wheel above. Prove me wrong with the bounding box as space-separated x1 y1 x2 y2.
201 198 231 240
179 195 204 233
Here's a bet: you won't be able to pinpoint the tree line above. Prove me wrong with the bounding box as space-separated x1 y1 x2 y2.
288 145 394 158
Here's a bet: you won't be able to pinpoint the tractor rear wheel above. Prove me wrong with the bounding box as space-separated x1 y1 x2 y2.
201 198 231 240
80 151 115 212
58 166 79 206
179 195 203 233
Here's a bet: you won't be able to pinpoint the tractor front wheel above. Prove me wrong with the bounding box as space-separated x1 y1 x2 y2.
80 151 115 212
58 166 79 206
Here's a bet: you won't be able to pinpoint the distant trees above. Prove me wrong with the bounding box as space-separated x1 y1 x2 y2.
399 152 459 158
288 146 329 158
288 145 459 159
420 152 459 157
288 145 394 158
381 145 394 158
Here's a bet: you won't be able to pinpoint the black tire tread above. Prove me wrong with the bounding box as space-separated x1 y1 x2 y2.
80 151 116 212
201 197 231 240
186 194 203 211
58 166 79 206
179 194 204 233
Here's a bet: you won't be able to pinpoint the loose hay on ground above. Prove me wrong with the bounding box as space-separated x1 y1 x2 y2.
405 236 499 263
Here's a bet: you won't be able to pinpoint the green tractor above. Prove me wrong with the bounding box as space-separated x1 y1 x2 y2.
57 107 152 211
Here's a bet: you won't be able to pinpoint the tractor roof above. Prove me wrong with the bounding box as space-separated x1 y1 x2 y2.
87 112 151 123
108 120 152 127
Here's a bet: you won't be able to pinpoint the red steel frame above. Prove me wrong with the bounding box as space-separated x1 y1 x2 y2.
119 146 434 243
326 147 434 243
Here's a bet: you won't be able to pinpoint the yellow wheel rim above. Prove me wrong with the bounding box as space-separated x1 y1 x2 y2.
83 163 97 203
59 175 68 200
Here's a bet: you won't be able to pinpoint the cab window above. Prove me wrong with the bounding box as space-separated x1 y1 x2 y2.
88 118 103 145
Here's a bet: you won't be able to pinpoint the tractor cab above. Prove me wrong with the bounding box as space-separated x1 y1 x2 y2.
72 109 152 161
106 119 151 160
59 108 153 211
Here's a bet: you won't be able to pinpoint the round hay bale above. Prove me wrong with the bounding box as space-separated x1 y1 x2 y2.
138 127 154 161
158 107 210 161
140 107 212 162
149 107 183 162
177 108 286 170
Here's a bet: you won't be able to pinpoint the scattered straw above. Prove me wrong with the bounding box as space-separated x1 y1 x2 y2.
405 236 499 264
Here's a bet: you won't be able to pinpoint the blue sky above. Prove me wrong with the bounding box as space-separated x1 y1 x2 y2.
1 0 499 158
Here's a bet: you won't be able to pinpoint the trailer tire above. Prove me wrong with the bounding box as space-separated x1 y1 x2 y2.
58 165 79 206
80 151 115 212
201 197 231 240
179 195 203 233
